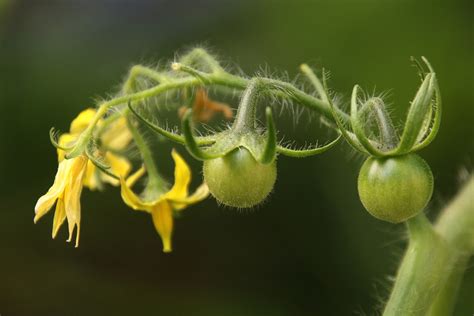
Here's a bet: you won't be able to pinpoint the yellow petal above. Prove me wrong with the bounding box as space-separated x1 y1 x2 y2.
83 161 99 190
34 159 70 223
119 167 153 212
126 166 146 188
52 196 66 238
166 149 191 200
101 116 132 151
168 183 209 211
101 152 132 186
70 108 97 134
151 201 174 253
63 156 88 247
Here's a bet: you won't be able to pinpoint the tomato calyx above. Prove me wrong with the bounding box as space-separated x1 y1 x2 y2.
329 57 441 158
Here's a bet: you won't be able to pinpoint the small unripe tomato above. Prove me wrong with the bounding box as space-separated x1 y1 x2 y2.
203 147 277 208
357 154 433 223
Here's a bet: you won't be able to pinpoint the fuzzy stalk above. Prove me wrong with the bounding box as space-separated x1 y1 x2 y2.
428 175 474 315
383 176 474 315
232 79 263 132
383 213 450 316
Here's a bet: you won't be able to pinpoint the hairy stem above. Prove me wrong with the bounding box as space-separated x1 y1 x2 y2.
384 176 474 315
122 68 166 191
125 113 164 190
232 79 263 132
67 62 349 158
122 65 169 93
383 214 450 316
428 175 474 315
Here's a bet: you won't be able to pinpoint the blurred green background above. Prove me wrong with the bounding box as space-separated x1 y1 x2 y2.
1 0 473 315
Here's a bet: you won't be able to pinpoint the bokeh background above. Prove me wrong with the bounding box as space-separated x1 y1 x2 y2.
1 0 473 315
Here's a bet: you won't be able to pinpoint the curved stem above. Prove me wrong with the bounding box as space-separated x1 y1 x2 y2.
173 62 350 124
178 47 225 73
125 112 163 190
122 65 169 93
67 63 351 158
122 67 167 190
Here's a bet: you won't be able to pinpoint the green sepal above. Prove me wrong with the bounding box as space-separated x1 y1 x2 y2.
277 134 341 158
64 133 89 159
259 107 277 164
323 71 368 154
182 109 223 161
205 130 242 157
358 97 398 149
299 64 328 103
411 57 442 152
393 72 436 155
127 101 215 145
410 56 428 81
49 127 72 151
350 85 386 157
84 143 120 180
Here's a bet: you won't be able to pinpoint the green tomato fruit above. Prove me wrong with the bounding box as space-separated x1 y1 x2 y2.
203 147 277 208
357 154 433 223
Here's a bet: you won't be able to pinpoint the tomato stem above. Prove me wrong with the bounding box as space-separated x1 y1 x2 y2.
383 213 450 316
383 176 474 315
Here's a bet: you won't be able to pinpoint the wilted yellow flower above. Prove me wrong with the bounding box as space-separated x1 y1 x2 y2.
178 88 233 123
120 149 209 252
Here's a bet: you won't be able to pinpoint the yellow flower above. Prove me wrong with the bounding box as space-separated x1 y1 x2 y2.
100 115 133 151
84 115 133 189
34 155 88 247
69 108 97 134
120 149 209 252
35 108 133 246
84 151 131 190
58 109 133 190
